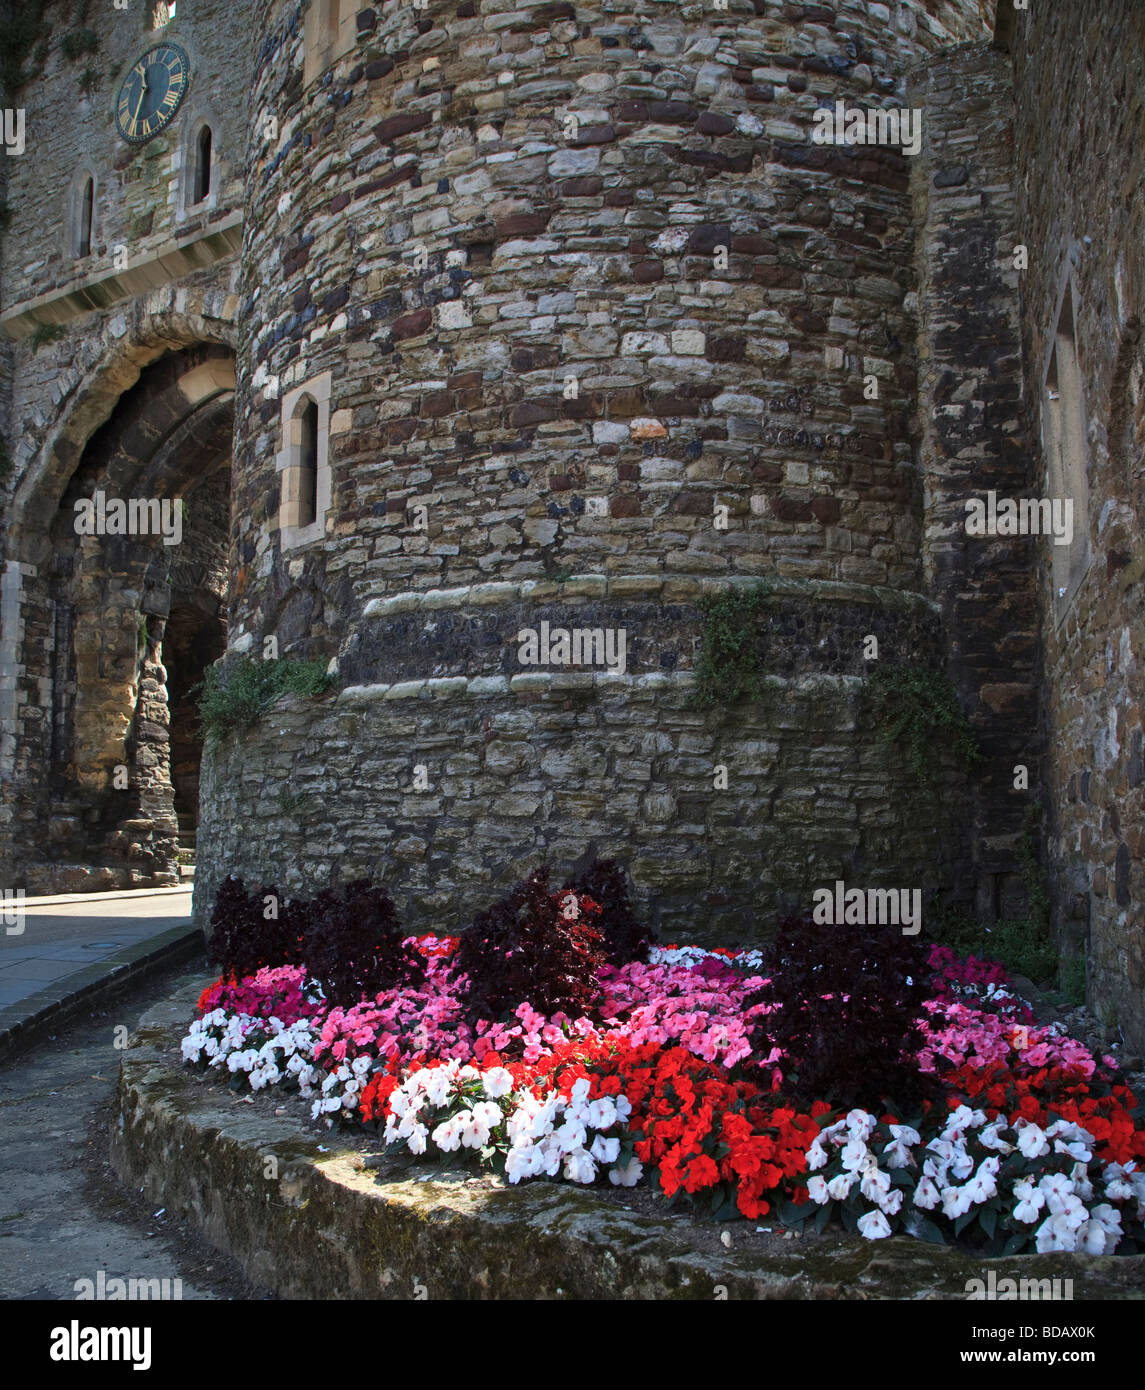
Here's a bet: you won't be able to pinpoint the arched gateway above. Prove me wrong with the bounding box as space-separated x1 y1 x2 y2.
1 332 236 893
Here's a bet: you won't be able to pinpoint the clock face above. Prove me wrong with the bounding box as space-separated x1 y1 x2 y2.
115 43 190 144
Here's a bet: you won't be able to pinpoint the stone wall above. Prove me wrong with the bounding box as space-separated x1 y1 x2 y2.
191 0 1000 938
909 39 1034 922
0 0 247 314
1009 0 1145 1049
196 654 973 945
0 0 249 889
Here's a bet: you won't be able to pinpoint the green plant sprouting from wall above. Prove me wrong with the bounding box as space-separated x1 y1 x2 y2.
688 580 776 709
29 323 66 351
865 661 980 783
196 655 334 742
61 0 98 63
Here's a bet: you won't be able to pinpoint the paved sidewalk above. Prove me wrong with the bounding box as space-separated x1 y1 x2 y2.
0 962 268 1301
0 886 203 1063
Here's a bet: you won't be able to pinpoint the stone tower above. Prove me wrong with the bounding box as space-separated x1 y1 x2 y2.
206 0 1004 944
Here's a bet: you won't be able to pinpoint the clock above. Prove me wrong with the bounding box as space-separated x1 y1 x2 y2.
115 43 190 144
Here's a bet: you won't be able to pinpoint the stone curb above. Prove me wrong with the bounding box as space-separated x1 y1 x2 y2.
0 925 205 1068
20 884 194 909
111 978 1145 1301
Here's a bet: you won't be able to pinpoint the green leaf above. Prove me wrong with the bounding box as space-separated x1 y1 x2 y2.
814 1202 832 1234
980 1206 997 1239
910 1216 947 1245
778 1199 809 1226
954 1210 976 1237
1002 1232 1028 1256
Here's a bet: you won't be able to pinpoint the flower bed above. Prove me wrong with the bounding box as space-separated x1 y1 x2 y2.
181 873 1145 1256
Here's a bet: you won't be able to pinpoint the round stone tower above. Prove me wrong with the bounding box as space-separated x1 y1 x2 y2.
200 0 996 941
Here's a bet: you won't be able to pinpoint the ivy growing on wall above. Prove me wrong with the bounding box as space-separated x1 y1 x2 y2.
196 656 334 742
688 580 775 709
864 661 980 783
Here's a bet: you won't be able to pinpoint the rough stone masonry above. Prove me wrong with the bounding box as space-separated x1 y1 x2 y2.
0 1 1141 1047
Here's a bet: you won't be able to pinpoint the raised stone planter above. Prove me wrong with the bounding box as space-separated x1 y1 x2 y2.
111 978 1145 1301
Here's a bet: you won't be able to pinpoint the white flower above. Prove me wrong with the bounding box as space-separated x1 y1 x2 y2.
883 1133 916 1169
458 1109 493 1149
1035 1211 1079 1253
840 1139 868 1172
977 1122 1014 1154
481 1067 513 1100
1089 1203 1123 1236
569 1077 591 1107
860 1165 892 1204
941 1105 985 1139
407 1124 428 1156
878 1187 904 1217
586 1097 618 1131
472 1100 502 1130
505 1144 543 1184
431 1117 462 1153
964 1156 1000 1205
537 1136 564 1177
563 1149 597 1184
423 1069 453 1107
1016 1123 1050 1159
806 1138 829 1171
845 1110 877 1141
826 1172 855 1202
941 1185 974 1220
614 1096 632 1124
555 1118 588 1155
856 1209 892 1240
1103 1169 1137 1202
590 1134 620 1164
1012 1179 1044 1223
609 1158 643 1187
806 1174 829 1204
1070 1162 1094 1202
1038 1172 1074 1213
913 1176 941 1211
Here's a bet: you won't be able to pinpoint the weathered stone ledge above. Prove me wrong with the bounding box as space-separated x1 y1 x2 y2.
111 979 1145 1301
361 574 940 620
337 670 863 706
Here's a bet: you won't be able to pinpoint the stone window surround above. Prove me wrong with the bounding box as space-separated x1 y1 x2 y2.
175 107 221 222
302 0 358 87
68 164 98 262
276 371 332 550
1040 267 1092 626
